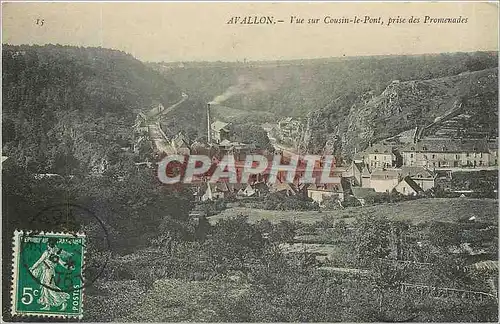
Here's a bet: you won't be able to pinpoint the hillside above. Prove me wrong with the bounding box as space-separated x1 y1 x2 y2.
303 67 498 159
210 104 276 124
151 52 497 118
3 46 497 171
2 45 187 174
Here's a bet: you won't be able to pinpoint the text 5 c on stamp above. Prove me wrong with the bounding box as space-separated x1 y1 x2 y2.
11 230 86 319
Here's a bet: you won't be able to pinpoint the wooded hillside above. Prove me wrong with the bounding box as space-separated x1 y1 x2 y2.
305 67 498 158
152 52 497 118
2 44 182 173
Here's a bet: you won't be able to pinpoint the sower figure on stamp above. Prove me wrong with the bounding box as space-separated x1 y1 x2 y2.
29 238 72 311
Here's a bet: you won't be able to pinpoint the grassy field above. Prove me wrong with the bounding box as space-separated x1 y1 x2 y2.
119 279 246 322
210 198 498 225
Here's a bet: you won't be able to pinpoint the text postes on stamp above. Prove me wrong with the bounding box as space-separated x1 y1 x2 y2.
11 230 85 319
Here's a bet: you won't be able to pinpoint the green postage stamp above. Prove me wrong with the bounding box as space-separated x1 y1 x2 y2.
11 230 86 318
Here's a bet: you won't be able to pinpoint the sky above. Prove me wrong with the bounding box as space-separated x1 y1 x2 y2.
2 1 499 62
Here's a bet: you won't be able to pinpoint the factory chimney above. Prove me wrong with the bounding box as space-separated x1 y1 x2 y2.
207 102 212 144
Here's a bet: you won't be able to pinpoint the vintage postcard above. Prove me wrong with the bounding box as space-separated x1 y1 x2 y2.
1 1 499 322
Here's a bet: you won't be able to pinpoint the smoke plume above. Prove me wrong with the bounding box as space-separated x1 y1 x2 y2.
209 76 268 105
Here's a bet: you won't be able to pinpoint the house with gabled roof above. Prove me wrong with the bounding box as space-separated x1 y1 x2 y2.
307 183 345 205
201 182 227 201
237 182 270 198
400 166 436 191
200 181 243 201
394 176 424 196
171 132 190 155
343 161 366 187
239 184 257 197
369 168 402 193
359 143 395 169
211 120 231 144
270 182 298 196
361 164 372 188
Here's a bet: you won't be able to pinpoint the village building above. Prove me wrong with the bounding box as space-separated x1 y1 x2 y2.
331 166 348 178
200 182 243 201
394 176 424 196
400 166 436 191
361 166 372 189
367 144 395 169
307 183 345 205
352 152 364 164
210 121 231 144
369 168 402 193
218 139 257 160
238 184 257 197
170 132 191 155
357 143 396 169
133 112 149 134
401 138 491 168
343 162 366 187
238 182 269 197
342 161 437 194
201 182 227 201
269 182 298 196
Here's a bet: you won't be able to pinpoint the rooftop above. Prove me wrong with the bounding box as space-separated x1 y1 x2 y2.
308 183 344 192
365 143 394 154
211 120 231 132
370 168 402 180
400 176 424 193
400 166 435 178
402 138 489 153
172 132 190 148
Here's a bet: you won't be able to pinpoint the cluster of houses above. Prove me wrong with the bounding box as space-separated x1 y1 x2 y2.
187 158 438 207
357 138 498 169
190 135 498 208
400 138 498 168
135 100 497 208
133 107 259 159
342 136 499 203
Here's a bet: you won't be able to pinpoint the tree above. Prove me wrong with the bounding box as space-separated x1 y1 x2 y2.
216 247 344 322
204 214 266 275
353 213 391 264
263 192 319 211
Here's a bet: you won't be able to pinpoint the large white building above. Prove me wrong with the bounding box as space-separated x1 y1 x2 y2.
401 138 492 168
358 143 395 169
